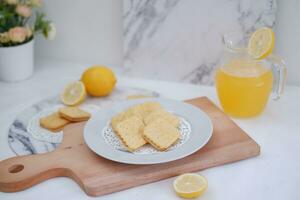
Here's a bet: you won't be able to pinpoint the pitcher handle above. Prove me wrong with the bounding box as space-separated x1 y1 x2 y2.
268 54 287 100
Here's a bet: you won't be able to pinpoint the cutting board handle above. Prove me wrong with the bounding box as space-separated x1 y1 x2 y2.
0 151 74 192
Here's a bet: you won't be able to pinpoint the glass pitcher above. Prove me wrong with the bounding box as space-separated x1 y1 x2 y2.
215 32 287 118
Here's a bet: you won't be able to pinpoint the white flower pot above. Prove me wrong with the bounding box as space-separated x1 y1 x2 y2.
0 39 34 82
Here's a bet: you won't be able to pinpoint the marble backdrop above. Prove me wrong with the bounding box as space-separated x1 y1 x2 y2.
123 0 277 85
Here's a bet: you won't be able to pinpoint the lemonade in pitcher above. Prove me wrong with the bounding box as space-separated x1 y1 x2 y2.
216 59 273 117
215 28 286 118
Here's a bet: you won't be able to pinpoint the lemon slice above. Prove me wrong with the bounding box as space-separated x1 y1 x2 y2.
61 81 86 106
173 173 208 199
248 27 275 59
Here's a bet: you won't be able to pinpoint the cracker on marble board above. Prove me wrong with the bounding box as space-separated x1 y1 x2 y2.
59 107 90 122
40 112 70 132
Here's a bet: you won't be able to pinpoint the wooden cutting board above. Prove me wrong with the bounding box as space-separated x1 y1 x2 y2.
0 97 260 196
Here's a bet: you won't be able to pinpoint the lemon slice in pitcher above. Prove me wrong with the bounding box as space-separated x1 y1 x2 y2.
61 81 86 106
248 27 275 59
173 173 208 199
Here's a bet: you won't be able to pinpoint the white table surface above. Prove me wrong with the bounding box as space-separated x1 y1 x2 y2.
0 60 299 200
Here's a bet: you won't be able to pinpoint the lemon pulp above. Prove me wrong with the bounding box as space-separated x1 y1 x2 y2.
61 81 86 106
248 27 275 59
173 173 208 199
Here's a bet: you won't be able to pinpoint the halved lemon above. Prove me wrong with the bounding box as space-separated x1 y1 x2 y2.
248 27 275 59
61 81 86 106
173 173 208 199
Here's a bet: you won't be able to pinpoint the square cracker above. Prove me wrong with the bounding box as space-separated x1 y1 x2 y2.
143 119 180 151
123 101 162 120
59 107 91 122
40 112 70 132
111 107 142 132
144 109 180 127
111 111 126 131
137 102 162 118
111 102 161 131
123 105 144 121
115 116 146 151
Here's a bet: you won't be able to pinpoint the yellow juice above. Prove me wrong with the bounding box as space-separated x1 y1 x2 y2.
215 59 273 117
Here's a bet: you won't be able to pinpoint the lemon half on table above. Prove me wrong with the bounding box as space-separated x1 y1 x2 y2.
173 173 208 199
248 27 275 59
61 81 86 106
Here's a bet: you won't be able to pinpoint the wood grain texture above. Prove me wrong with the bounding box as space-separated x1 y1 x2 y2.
0 97 260 196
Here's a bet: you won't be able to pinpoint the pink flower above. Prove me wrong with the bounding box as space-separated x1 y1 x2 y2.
30 0 42 7
16 4 32 18
25 27 33 38
8 27 27 43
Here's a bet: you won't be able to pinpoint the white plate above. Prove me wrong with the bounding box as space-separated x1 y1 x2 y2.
84 98 213 164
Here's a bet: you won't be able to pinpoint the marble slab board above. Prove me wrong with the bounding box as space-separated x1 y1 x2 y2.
123 0 277 84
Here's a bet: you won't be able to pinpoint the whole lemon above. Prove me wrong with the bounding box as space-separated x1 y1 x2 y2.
81 66 117 97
